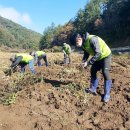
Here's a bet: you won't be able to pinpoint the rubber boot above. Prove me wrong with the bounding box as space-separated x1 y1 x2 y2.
103 80 112 102
86 78 99 94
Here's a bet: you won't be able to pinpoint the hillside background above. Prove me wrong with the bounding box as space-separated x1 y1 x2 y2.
0 0 130 50
0 16 42 50
39 0 130 49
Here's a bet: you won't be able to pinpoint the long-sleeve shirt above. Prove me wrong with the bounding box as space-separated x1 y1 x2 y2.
63 44 71 54
11 56 23 68
82 36 101 65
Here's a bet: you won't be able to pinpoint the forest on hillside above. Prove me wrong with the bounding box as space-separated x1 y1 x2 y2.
0 16 42 49
40 0 130 49
0 0 129 50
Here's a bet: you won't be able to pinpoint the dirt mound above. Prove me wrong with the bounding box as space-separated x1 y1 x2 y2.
0 53 130 130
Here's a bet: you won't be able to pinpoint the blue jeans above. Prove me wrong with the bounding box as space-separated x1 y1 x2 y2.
20 59 35 74
28 59 35 73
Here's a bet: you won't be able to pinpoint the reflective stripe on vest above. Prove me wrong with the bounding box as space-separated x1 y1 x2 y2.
82 35 111 60
16 54 33 63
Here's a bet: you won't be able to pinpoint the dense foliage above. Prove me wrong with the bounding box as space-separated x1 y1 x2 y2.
40 0 130 49
39 23 74 49
0 16 42 49
1 0 129 49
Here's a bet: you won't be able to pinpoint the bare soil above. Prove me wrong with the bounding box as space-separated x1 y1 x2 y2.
0 52 130 130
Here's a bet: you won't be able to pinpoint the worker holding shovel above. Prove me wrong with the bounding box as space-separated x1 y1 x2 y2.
63 43 71 64
75 32 112 102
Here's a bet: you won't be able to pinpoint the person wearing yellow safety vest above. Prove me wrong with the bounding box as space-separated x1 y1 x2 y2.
75 32 112 103
63 43 71 64
10 53 35 74
30 51 48 67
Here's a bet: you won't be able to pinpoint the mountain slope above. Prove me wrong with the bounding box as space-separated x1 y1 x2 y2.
0 16 42 49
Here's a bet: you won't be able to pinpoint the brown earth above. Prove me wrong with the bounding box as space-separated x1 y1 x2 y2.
0 52 130 130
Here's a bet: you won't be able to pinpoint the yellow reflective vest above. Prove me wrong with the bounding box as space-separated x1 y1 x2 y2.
63 44 71 54
82 35 111 60
16 53 33 63
36 51 45 57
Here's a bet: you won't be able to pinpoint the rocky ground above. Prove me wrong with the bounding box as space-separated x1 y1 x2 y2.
0 52 130 130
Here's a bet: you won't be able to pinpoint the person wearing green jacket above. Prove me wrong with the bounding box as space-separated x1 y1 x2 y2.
75 32 112 102
10 53 35 74
63 43 71 64
30 51 48 67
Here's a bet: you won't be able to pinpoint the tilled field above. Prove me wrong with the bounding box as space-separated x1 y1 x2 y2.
0 52 130 130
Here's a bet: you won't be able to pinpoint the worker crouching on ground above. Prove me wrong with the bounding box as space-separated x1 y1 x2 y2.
30 51 48 67
62 43 71 64
10 53 35 74
75 32 112 102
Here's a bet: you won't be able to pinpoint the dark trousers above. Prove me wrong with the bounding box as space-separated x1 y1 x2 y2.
64 53 71 64
38 54 48 67
91 54 111 81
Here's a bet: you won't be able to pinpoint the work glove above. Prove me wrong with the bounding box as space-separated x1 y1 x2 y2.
82 61 88 69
